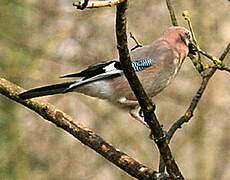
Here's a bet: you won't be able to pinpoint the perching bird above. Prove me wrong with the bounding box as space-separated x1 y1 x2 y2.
19 26 192 126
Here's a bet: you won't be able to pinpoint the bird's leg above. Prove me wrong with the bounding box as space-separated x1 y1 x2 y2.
118 98 149 128
129 106 149 128
117 97 139 106
138 108 144 117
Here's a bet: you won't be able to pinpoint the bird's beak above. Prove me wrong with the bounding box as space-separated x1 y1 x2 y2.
180 34 191 47
188 42 197 55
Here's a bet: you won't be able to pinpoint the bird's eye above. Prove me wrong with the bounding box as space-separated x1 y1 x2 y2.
185 32 191 40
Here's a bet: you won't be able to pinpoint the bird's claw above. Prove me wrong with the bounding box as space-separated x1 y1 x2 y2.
139 108 144 117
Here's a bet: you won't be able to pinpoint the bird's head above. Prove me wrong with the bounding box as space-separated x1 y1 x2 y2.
163 26 192 47
162 26 196 57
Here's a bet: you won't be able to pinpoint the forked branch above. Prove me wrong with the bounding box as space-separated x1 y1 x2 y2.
116 1 184 178
165 0 230 142
167 43 230 142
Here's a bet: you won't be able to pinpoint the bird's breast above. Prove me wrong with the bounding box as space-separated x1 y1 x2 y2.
137 60 179 97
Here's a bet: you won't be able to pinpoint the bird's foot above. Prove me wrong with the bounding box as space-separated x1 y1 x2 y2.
139 108 144 117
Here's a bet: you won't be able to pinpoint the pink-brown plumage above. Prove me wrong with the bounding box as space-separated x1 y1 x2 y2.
19 26 192 126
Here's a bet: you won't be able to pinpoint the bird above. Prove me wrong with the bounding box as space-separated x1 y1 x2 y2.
19 26 192 127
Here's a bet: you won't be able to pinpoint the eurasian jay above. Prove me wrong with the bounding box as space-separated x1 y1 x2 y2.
19 26 192 126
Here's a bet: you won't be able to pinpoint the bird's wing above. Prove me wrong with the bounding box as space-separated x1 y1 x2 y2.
61 59 155 79
61 58 155 92
60 60 122 80
131 58 155 71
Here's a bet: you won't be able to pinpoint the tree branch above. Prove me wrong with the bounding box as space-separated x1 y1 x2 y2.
166 43 230 141
182 11 230 75
73 0 127 9
166 0 178 26
164 0 230 174
129 32 143 51
115 1 184 178
198 49 230 74
165 1 230 141
0 78 170 180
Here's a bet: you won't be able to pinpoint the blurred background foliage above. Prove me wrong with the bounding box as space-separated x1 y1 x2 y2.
0 0 229 179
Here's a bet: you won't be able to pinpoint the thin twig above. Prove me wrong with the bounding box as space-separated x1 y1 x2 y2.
182 11 204 74
116 1 184 178
203 64 230 73
182 11 199 48
188 54 204 74
164 1 230 175
182 11 230 75
0 78 171 180
166 0 178 26
198 49 230 74
214 65 230 73
73 0 127 9
129 32 143 51
166 43 230 141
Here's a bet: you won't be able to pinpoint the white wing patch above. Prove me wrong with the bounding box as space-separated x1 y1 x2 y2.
65 67 122 92
103 62 117 72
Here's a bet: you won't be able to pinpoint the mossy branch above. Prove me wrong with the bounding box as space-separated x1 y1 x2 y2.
0 78 171 180
165 0 230 146
164 1 230 174
167 43 230 141
182 10 230 75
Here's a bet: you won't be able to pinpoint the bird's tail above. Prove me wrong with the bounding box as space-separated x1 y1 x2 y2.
19 81 76 100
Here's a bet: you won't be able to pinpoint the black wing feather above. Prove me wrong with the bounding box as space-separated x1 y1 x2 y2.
60 58 154 80
60 61 121 80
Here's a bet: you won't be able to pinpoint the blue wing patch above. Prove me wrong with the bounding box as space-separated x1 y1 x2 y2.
131 58 155 72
